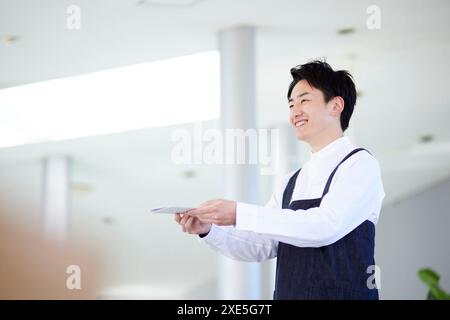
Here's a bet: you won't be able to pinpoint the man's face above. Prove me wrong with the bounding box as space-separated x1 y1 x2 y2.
288 80 337 142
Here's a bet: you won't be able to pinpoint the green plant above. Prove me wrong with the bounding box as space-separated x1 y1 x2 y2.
418 268 450 300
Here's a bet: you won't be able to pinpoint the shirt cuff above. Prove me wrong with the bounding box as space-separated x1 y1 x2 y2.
197 224 221 244
235 202 260 232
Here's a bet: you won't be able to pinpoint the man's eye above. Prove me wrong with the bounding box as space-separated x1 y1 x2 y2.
301 99 309 104
289 105 293 109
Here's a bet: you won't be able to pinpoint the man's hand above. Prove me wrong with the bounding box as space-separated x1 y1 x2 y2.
188 199 237 226
175 213 211 235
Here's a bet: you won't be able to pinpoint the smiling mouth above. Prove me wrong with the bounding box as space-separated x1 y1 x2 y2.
294 120 308 127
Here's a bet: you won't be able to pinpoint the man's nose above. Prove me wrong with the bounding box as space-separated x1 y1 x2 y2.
292 101 304 113
293 107 305 118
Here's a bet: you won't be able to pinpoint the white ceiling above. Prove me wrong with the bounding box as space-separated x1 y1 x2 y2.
1 0 450 298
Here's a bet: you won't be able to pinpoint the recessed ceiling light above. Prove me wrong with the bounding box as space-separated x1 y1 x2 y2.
1 35 18 46
183 170 196 178
419 134 434 143
101 217 115 225
337 27 356 35
71 182 93 194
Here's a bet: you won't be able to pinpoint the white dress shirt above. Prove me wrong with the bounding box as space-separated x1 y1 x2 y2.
200 136 385 262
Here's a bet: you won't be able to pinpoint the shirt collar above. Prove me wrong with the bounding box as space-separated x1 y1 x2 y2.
309 136 352 162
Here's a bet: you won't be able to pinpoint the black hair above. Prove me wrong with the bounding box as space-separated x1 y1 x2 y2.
287 60 356 132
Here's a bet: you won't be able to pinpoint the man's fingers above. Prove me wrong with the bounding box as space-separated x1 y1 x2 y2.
184 216 194 233
189 204 216 216
180 214 190 232
196 213 217 224
175 213 187 224
199 200 216 207
181 214 189 224
185 199 220 216
176 201 222 232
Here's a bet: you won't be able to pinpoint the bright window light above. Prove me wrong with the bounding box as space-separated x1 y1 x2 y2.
0 51 220 148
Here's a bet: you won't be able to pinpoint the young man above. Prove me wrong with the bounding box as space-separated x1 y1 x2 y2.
175 60 385 300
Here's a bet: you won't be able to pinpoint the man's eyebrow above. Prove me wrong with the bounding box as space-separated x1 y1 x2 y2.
288 92 310 103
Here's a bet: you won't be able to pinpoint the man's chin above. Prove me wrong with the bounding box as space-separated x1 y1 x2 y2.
295 130 308 141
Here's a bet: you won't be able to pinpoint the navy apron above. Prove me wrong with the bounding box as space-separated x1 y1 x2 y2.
273 148 379 300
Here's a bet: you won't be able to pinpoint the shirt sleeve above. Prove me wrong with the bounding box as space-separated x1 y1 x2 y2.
198 224 278 262
198 174 292 262
235 154 385 248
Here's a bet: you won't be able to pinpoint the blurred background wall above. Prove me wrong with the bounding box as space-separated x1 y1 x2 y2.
0 0 449 299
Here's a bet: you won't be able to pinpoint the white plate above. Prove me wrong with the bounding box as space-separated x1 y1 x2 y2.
150 206 194 214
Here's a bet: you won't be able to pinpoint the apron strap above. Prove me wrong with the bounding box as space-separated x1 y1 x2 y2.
321 148 371 198
282 169 301 209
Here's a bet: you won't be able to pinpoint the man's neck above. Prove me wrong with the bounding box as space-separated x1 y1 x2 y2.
309 129 344 153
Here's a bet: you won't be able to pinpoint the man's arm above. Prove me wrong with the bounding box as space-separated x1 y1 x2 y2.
235 153 385 247
194 174 294 262
198 224 278 262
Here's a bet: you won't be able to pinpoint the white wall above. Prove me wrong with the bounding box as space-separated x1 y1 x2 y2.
376 178 450 299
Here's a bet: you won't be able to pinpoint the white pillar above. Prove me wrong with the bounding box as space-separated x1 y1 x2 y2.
42 155 70 245
218 25 261 299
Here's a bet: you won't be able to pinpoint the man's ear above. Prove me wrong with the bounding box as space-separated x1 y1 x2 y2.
330 96 344 117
